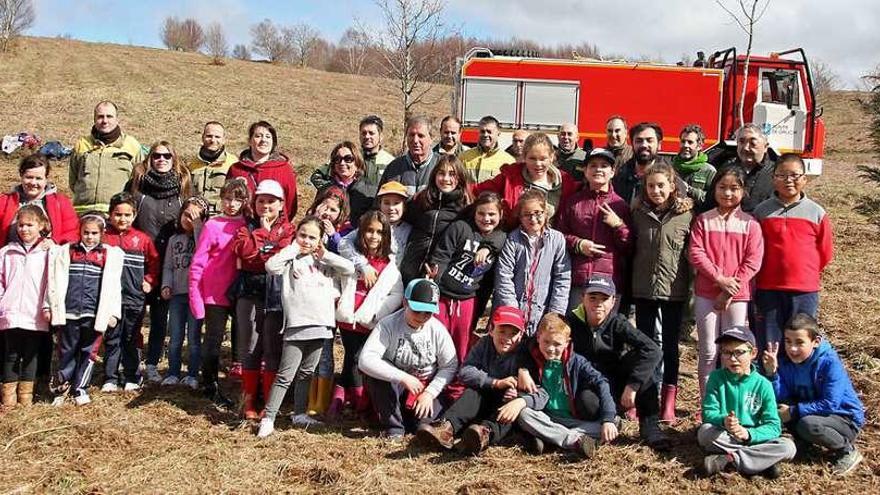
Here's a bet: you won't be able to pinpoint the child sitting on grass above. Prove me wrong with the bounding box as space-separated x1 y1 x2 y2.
416 306 538 455
515 313 618 459
762 313 864 476
699 326 795 478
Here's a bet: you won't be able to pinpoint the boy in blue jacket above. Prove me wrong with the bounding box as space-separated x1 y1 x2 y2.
416 306 538 455
515 313 619 458
762 313 865 476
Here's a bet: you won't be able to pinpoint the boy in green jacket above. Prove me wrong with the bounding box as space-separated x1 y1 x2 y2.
699 326 796 478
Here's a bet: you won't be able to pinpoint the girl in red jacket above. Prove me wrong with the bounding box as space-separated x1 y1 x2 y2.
689 166 764 403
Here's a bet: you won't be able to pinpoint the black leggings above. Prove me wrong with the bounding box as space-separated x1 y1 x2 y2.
4 329 42 382
339 330 370 388
634 299 684 386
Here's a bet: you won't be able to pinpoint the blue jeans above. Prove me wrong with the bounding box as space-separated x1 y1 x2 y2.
754 289 819 355
167 294 202 378
317 337 334 378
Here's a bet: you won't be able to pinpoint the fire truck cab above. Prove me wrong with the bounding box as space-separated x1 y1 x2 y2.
453 47 825 174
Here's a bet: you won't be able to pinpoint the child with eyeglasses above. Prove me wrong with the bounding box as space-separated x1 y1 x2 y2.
751 154 833 356
699 326 795 478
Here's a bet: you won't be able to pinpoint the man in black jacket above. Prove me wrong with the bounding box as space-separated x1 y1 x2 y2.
566 275 671 450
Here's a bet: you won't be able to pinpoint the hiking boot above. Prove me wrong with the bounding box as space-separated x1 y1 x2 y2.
290 413 323 428
458 424 491 456
415 420 455 450
832 448 863 477
759 463 781 479
161 375 180 386
523 434 544 456
703 454 732 476
17 382 34 407
145 365 162 384
181 376 199 390
101 382 120 393
577 435 597 459
639 416 671 451
2 382 18 407
256 417 275 438
203 382 235 410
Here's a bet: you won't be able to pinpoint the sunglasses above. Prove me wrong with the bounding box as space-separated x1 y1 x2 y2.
333 155 355 164
152 152 173 160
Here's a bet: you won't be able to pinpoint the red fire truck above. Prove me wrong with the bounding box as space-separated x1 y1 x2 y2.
453 47 825 174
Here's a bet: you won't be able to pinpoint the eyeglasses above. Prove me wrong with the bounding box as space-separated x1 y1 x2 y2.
151 152 173 160
523 211 545 220
773 173 805 181
720 348 752 360
333 155 355 164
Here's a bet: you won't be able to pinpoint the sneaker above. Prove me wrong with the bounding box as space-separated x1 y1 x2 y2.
51 395 66 407
123 382 141 392
380 430 405 443
703 454 732 476
74 393 91 406
832 448 864 477
523 435 544 456
256 417 275 438
145 365 162 384
101 382 120 393
161 375 180 386
290 413 323 428
415 420 455 450
181 376 199 390
577 435 597 459
229 362 243 378
458 424 491 456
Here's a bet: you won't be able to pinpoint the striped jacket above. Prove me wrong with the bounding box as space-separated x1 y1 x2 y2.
48 243 124 332
102 227 160 308
752 193 833 292
689 207 764 301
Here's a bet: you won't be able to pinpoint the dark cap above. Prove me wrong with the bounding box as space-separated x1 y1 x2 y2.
715 326 756 347
583 274 616 296
586 147 615 165
404 278 440 314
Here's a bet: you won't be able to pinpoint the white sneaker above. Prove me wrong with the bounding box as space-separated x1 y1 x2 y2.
161 375 180 386
256 418 275 438
123 382 141 392
290 413 323 428
101 382 120 393
181 376 199 390
51 395 66 407
145 365 162 384
74 393 91 406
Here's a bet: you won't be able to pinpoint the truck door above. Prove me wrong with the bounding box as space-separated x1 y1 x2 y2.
752 69 807 154
461 78 519 129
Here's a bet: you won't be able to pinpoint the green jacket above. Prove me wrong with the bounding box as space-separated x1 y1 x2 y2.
189 151 237 214
555 147 587 182
673 152 716 205
69 132 143 213
363 148 395 187
630 197 693 300
702 365 783 445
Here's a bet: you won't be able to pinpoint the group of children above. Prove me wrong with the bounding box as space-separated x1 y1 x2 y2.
0 129 865 478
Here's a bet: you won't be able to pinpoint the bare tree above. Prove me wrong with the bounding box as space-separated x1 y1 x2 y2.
368 0 455 119
810 58 839 103
161 17 184 50
250 18 290 63
204 22 228 65
0 0 35 52
716 0 771 128
179 19 204 52
338 26 371 75
284 22 322 68
232 44 251 61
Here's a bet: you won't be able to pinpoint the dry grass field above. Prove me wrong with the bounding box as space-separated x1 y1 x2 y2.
0 38 878 494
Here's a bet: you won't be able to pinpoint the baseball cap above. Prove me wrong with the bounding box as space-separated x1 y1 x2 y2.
254 179 285 201
586 147 615 165
583 274 616 296
491 306 525 332
404 278 440 314
377 181 409 199
715 326 756 347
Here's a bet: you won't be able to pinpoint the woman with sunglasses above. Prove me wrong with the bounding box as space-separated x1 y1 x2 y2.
128 140 193 385
310 141 376 226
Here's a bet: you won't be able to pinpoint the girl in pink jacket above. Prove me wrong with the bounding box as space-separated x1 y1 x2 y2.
0 205 51 408
689 166 764 403
189 179 250 407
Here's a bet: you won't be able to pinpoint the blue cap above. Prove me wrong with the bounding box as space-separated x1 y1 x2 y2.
583 274 616 296
715 326 756 347
404 278 440 314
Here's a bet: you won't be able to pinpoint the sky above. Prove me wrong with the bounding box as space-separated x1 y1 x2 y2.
28 0 879 88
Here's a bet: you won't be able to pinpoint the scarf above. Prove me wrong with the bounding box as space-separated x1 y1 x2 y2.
199 145 225 163
140 169 181 199
91 125 122 145
672 152 709 175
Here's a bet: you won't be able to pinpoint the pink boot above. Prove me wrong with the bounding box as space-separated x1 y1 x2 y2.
326 385 346 419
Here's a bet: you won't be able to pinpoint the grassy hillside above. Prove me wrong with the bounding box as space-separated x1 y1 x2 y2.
0 37 878 494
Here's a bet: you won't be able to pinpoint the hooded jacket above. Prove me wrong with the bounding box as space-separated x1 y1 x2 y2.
0 241 50 331
556 185 632 289
189 151 237 215
102 226 160 309
69 132 143 213
226 150 298 220
630 197 694 300
399 190 466 285
473 162 580 231
771 340 865 428
493 227 571 337
430 218 507 300
47 242 123 333
566 308 661 392
689 207 764 302
0 184 79 245
188 215 247 318
703 365 782 445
